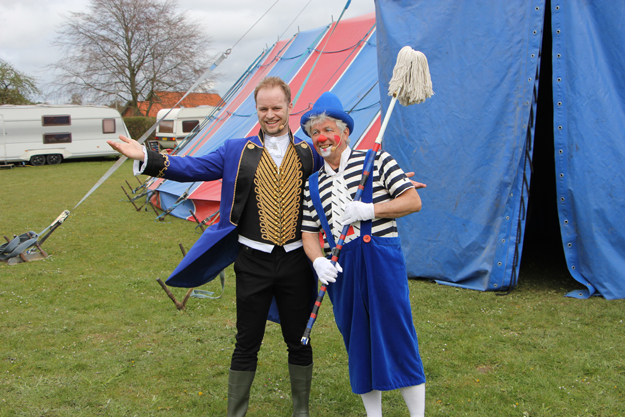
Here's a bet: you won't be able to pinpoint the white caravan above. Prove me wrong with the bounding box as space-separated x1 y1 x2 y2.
155 106 216 150
0 104 129 166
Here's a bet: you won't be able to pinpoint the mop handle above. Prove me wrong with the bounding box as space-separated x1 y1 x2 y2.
301 153 375 345
374 93 399 146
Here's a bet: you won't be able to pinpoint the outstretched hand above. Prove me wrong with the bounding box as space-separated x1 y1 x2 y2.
405 172 427 189
107 135 144 160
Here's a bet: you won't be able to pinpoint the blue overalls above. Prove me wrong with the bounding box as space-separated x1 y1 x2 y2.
308 151 426 394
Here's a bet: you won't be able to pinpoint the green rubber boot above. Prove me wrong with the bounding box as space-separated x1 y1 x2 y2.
227 369 255 417
289 363 313 417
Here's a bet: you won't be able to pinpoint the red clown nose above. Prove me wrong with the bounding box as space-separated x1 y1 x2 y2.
317 135 328 142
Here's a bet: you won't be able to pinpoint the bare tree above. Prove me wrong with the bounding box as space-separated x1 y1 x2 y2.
51 0 216 115
70 93 83 105
0 59 40 105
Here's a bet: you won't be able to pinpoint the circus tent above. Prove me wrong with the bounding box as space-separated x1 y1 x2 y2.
149 12 381 224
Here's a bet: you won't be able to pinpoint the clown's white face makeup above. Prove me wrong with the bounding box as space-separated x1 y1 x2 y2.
310 119 348 168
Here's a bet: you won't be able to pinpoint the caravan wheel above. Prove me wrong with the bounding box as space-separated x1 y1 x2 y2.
30 155 46 166
47 154 63 165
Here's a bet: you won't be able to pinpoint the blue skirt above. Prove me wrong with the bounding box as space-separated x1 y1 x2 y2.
327 235 426 394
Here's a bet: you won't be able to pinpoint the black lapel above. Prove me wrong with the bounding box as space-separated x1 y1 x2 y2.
230 133 264 225
293 136 314 178
231 130 313 225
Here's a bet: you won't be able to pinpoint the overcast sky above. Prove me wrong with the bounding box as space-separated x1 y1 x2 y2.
0 0 375 103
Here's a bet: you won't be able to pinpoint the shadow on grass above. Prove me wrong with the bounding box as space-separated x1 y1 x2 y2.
517 255 579 294
408 246 581 297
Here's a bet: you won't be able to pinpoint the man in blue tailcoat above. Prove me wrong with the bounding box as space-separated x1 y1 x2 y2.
108 77 323 417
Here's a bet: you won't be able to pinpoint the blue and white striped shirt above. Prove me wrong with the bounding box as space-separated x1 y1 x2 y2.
302 149 413 250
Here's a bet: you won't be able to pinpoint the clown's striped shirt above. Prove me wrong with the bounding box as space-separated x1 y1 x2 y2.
302 149 414 250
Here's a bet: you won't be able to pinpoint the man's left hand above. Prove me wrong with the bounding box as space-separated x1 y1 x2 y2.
405 172 427 189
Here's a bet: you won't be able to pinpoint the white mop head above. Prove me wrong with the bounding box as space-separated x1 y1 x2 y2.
388 46 434 106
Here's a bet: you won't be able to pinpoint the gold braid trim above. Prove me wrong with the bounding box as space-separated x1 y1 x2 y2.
254 145 303 245
157 152 170 178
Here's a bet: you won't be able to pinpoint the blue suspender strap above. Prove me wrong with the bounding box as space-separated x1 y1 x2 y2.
308 172 337 249
360 149 375 236
309 149 375 248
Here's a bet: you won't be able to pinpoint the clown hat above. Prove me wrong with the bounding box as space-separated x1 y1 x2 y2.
300 92 354 137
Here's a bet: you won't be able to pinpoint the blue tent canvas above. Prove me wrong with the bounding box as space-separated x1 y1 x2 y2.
375 0 625 300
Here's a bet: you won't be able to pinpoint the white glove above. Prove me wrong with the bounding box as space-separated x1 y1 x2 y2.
341 201 375 225
313 257 343 285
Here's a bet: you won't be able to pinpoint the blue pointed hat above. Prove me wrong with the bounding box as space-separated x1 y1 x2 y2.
300 92 354 137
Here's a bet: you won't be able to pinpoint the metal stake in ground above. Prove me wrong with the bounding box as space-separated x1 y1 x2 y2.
301 46 434 345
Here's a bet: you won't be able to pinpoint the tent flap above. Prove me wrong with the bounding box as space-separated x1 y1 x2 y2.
553 1 625 300
375 0 545 292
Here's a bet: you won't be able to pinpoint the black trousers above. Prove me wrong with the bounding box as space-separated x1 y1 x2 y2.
230 244 314 372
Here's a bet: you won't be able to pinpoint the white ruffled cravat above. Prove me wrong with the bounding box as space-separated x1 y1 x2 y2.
324 148 359 242
264 133 290 167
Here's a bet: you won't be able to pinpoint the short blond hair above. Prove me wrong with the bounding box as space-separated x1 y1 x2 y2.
254 77 291 104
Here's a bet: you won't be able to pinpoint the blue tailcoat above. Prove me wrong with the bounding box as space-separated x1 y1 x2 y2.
161 133 322 292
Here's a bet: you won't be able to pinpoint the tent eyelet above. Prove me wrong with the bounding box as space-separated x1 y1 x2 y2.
558 102 562 106
559 149 563 153
557 78 562 82
564 220 569 224
557 53 562 58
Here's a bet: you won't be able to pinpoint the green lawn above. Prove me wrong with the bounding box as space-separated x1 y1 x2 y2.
1 158 623 416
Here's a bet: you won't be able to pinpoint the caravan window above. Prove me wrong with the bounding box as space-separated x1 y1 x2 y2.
43 133 72 144
159 120 174 133
102 118 116 133
42 115 71 126
182 120 200 133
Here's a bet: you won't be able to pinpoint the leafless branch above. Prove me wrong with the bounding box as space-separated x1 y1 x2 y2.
49 0 217 112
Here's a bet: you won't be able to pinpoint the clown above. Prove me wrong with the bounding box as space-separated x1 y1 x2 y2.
300 92 427 417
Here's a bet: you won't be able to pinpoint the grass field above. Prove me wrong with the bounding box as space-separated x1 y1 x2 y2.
1 158 623 416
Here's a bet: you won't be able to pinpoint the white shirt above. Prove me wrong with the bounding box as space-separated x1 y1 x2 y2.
264 133 290 168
